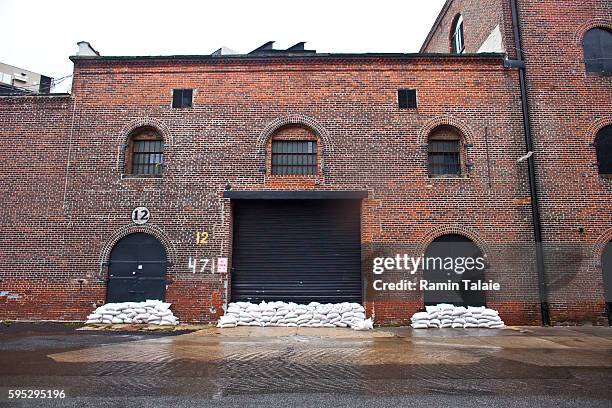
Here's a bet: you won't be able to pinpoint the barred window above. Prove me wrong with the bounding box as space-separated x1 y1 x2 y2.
272 140 317 175
125 129 164 176
428 126 462 177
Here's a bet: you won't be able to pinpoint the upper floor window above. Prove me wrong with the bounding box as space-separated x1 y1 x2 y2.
451 15 465 54
172 89 193 108
398 89 418 109
125 128 164 176
595 125 612 175
272 140 318 175
428 126 463 177
583 28 612 74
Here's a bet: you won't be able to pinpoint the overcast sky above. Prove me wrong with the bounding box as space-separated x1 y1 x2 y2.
0 0 446 92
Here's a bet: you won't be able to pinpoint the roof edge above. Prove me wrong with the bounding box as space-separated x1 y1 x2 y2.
420 0 454 53
69 52 505 63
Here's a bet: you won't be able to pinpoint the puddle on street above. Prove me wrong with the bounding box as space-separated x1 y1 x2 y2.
0 329 611 401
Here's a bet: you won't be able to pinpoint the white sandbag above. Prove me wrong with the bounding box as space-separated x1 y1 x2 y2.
86 319 101 324
352 318 373 331
452 306 467 316
411 322 429 329
425 305 440 313
451 322 464 328
111 316 123 324
482 308 499 317
411 312 430 321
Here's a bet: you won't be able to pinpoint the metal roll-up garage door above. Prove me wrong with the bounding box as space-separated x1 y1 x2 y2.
231 199 361 303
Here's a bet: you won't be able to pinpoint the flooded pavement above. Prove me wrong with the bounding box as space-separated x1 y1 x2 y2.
0 324 611 407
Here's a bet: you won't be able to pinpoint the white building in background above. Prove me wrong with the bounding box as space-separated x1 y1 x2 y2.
0 62 53 95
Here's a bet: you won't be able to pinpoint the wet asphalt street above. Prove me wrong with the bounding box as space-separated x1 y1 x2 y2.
0 323 611 407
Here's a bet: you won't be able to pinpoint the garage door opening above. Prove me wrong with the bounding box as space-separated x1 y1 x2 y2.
107 233 168 303
231 199 362 304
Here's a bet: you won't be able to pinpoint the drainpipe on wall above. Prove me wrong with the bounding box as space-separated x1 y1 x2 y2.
507 0 551 326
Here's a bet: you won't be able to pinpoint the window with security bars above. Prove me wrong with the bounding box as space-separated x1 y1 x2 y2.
428 139 461 176
271 140 317 175
132 140 164 175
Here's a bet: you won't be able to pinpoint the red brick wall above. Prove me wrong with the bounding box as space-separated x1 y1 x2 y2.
0 54 547 326
422 0 612 325
516 0 612 325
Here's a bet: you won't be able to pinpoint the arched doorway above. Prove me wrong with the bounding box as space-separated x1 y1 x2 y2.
107 233 168 303
603 241 612 326
423 234 486 306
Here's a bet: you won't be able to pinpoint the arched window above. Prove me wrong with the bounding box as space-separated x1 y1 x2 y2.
269 125 319 175
125 127 164 176
427 126 463 177
595 125 612 175
450 15 465 54
583 28 612 73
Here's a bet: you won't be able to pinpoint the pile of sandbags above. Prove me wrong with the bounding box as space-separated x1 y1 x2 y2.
217 301 372 330
85 299 179 326
410 304 504 329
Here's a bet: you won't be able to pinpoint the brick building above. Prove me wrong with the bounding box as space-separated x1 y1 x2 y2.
0 1 610 326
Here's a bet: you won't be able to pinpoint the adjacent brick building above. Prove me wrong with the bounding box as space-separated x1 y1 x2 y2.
1 0 610 326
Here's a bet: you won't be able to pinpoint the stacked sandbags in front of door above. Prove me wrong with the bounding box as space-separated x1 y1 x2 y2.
410 304 504 329
217 301 372 330
85 299 179 326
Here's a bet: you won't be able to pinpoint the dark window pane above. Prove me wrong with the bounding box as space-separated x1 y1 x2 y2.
584 28 612 73
172 89 182 108
131 138 164 175
596 126 612 174
428 140 461 176
182 89 193 108
398 89 417 109
172 89 193 108
271 140 318 175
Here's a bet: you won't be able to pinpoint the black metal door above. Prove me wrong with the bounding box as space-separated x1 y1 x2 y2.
107 233 167 303
603 241 612 326
231 199 361 303
424 234 486 306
